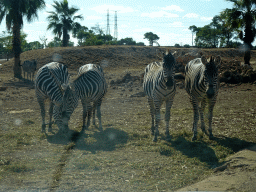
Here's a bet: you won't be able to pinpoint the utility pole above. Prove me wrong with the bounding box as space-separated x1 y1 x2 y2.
106 9 110 35
114 11 118 40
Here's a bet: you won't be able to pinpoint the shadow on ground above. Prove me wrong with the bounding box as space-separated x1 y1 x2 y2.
46 127 129 153
4 78 34 88
161 135 255 167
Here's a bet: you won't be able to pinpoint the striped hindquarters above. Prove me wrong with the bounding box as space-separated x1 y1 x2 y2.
74 64 107 102
35 62 69 105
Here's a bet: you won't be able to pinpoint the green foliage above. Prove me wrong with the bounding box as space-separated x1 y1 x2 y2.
47 37 62 47
174 43 181 48
224 0 256 48
47 0 83 47
183 44 190 48
144 32 159 46
136 42 145 46
0 31 28 54
118 37 136 45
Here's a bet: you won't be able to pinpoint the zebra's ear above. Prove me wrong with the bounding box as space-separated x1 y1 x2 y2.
214 56 221 67
201 56 208 65
172 51 177 57
166 49 170 55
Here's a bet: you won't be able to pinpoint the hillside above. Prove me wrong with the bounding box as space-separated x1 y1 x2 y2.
2 45 256 84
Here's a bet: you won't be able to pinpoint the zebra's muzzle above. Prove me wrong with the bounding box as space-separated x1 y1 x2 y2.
206 85 215 99
165 78 173 89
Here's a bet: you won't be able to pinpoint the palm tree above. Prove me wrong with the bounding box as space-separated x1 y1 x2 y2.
224 0 256 65
0 0 45 78
47 0 83 47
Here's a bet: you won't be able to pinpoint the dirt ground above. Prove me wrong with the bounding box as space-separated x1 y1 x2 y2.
0 46 256 191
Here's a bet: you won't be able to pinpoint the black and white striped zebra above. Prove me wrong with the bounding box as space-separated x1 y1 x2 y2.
73 64 107 132
35 62 78 133
143 50 176 142
185 56 221 141
22 59 37 81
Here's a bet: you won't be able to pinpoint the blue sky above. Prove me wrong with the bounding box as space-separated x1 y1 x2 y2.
0 0 236 46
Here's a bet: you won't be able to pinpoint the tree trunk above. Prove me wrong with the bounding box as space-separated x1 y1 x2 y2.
62 28 69 47
12 23 22 79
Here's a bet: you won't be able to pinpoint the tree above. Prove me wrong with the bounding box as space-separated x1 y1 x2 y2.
144 32 159 46
194 25 220 48
118 37 136 45
47 37 62 47
0 0 45 78
188 25 199 46
224 0 256 65
213 13 235 47
47 0 83 47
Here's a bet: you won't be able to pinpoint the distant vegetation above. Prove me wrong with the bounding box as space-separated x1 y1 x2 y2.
1 0 256 77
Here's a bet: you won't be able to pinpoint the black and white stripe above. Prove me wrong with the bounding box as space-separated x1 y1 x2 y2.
143 50 176 142
185 56 221 141
73 64 107 132
35 62 78 133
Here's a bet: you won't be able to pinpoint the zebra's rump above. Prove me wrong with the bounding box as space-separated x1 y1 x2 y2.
35 62 69 104
74 64 107 101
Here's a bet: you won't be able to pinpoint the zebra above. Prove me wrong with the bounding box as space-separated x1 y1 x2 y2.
185 55 221 141
143 50 176 142
35 62 78 133
22 59 37 81
73 64 107 132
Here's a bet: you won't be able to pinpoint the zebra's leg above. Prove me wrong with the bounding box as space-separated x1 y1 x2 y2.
165 99 173 141
86 104 93 130
81 100 88 132
37 98 46 132
208 101 216 140
199 99 207 135
153 100 162 142
92 104 96 126
191 97 199 141
48 102 54 132
96 100 103 131
147 98 155 136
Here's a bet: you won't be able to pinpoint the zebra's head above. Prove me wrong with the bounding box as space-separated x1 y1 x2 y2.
161 50 176 89
201 56 221 99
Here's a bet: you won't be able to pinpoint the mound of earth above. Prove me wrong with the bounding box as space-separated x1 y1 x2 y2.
176 145 256 192
1 46 256 84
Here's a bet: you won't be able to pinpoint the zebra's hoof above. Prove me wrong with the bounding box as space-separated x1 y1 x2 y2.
166 135 171 142
41 124 46 133
209 134 214 140
201 128 207 135
48 126 52 133
191 135 197 141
